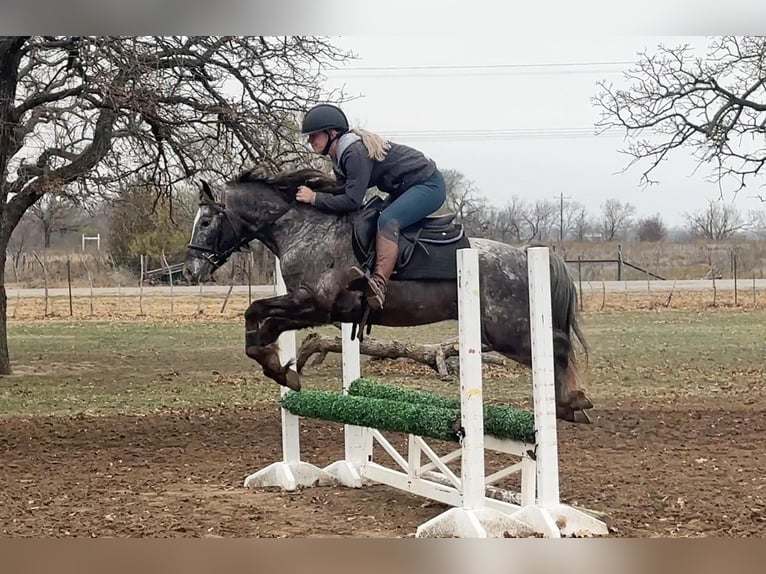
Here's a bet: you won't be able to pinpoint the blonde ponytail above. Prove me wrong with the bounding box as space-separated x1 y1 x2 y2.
350 128 391 161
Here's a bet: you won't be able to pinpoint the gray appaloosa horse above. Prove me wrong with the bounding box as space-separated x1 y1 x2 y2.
183 167 594 423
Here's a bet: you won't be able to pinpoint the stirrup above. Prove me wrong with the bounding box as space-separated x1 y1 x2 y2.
366 276 387 310
347 265 371 289
351 303 373 341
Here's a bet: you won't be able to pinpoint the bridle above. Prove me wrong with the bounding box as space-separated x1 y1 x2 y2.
187 192 293 271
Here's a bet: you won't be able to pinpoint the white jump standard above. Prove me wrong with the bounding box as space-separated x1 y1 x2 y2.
242 258 336 490
244 247 609 538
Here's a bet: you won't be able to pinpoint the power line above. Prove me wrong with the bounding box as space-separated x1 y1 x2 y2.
329 61 634 72
377 127 624 141
326 60 634 77
380 128 617 135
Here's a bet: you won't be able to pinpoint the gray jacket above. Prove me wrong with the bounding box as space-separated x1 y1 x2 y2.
312 133 437 213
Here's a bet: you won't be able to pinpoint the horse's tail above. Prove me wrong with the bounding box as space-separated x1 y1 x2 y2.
548 251 589 364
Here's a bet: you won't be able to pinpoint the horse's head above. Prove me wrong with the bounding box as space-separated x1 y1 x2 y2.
183 167 342 283
184 179 244 284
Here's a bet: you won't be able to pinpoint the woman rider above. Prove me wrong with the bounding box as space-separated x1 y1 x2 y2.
295 103 447 310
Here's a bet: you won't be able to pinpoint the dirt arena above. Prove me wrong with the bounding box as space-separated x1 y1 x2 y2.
3 397 765 538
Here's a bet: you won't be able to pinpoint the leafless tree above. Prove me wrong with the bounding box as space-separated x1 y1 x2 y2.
557 200 588 241
684 199 745 240
442 169 485 218
489 196 527 243
593 36 766 197
601 199 636 241
27 194 85 248
441 168 490 235
523 199 557 241
747 209 766 237
635 214 668 242
0 35 351 374
572 207 594 240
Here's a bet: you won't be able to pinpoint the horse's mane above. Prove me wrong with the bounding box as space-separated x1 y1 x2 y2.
232 165 344 197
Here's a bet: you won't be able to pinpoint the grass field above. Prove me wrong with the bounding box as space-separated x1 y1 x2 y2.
3 306 765 416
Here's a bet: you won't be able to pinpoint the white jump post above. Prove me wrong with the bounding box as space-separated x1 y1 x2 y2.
322 323 372 487
414 248 533 538
510 246 609 536
243 257 335 490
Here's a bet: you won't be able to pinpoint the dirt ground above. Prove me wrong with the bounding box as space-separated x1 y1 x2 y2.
3 396 765 538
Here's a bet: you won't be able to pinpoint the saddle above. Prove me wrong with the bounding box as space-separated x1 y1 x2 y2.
351 195 471 281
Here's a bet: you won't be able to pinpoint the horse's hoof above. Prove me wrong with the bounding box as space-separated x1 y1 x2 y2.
567 390 594 411
284 368 301 392
573 409 592 424
556 405 592 424
556 405 576 422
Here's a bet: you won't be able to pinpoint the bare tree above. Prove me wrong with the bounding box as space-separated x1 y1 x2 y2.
635 214 668 242
442 169 485 218
572 207 594 240
601 199 636 241
747 209 766 237
0 36 351 374
593 36 766 196
27 194 85 248
557 200 588 241
684 199 745 240
484 196 526 243
523 199 557 241
441 168 490 235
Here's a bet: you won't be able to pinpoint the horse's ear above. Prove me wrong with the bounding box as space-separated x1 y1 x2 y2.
199 179 214 204
252 164 271 178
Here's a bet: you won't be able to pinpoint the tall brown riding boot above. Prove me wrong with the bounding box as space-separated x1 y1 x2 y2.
365 231 399 309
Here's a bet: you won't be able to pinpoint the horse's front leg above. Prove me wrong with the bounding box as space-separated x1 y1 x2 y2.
244 294 327 391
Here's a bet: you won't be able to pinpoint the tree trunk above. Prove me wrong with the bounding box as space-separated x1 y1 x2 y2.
0 245 10 374
296 333 509 378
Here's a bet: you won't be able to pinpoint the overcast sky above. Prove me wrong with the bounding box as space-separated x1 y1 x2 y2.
319 36 763 227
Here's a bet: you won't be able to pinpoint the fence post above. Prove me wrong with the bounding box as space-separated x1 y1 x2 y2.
67 256 73 317
577 256 583 312
617 244 623 281
733 250 738 306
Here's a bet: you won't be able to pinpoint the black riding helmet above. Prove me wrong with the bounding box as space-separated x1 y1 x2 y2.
301 103 349 135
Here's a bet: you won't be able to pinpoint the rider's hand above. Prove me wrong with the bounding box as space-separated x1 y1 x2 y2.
296 185 316 204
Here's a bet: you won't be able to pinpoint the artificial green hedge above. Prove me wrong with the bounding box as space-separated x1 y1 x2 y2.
281 390 462 442
280 378 536 443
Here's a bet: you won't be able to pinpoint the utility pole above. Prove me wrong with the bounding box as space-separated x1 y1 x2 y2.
555 192 572 243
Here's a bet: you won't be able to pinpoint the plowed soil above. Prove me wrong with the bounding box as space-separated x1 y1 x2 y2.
3 398 765 538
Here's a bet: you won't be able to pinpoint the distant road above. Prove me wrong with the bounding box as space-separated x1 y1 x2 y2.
7 285 276 298
6 279 764 298
579 279 766 293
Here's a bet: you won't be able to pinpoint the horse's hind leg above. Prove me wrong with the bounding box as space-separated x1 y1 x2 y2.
552 336 593 423
483 321 592 423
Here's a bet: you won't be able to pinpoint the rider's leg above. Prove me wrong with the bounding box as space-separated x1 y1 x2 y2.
350 169 447 309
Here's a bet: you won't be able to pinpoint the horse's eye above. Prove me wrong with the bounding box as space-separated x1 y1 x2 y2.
201 220 211 228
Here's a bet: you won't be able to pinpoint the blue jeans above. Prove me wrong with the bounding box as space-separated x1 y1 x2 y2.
378 169 447 235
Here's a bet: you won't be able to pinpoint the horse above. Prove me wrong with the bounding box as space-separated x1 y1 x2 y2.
183 167 594 423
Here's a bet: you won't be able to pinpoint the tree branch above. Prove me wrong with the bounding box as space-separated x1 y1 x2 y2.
3 105 116 238
594 36 766 193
